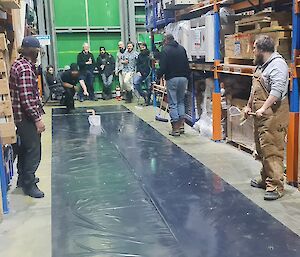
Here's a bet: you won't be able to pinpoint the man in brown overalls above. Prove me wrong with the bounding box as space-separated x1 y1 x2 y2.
244 35 289 200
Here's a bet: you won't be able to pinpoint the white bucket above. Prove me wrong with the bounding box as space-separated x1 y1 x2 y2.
88 115 101 126
87 109 101 127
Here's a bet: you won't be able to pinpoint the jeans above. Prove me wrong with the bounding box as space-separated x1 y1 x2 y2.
133 74 151 101
166 77 188 122
123 72 134 91
14 119 42 187
79 70 95 99
101 73 113 96
118 72 125 91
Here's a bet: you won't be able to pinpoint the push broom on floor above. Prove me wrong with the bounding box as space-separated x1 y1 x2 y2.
153 79 169 122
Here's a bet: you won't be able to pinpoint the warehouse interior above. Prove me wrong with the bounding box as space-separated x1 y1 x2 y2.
0 0 300 256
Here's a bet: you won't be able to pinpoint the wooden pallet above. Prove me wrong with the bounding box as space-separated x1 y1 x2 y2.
224 57 254 66
0 0 21 9
235 11 292 33
226 140 256 156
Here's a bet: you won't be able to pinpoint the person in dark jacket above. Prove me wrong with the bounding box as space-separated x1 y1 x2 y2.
157 34 190 136
77 42 97 101
133 42 151 105
97 47 115 100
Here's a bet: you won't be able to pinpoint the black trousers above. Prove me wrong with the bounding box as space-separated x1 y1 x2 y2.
64 88 75 110
14 119 41 187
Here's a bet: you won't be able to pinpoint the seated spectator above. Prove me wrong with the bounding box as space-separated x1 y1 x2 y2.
45 65 64 99
133 43 151 105
60 63 86 113
97 47 115 100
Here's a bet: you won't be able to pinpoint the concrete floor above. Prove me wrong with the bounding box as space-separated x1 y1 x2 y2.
0 99 299 257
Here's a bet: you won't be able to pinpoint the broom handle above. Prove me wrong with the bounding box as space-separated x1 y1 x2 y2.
159 78 166 114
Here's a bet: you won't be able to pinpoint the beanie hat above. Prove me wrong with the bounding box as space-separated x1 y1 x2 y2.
70 63 79 71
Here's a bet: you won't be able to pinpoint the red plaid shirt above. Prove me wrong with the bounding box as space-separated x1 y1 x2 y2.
9 57 44 123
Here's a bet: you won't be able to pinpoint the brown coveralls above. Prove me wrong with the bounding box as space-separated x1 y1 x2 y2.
251 67 289 194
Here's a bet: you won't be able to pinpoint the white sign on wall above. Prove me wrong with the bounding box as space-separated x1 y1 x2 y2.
35 35 51 46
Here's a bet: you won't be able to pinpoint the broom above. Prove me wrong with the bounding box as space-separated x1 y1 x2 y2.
154 79 169 122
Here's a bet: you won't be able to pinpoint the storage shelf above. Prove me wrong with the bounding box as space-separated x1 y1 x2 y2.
217 63 255 76
176 1 222 20
189 62 214 72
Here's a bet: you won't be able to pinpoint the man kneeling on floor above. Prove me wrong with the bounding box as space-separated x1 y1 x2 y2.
9 36 45 198
157 34 190 136
61 63 87 113
244 35 289 201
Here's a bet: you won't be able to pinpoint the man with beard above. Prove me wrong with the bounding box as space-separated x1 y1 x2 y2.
133 42 151 105
9 36 45 198
122 42 139 103
97 47 115 100
115 41 126 98
244 35 289 200
61 63 82 112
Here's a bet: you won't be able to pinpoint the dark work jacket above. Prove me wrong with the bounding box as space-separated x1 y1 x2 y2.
96 53 115 77
77 51 95 74
45 73 57 86
157 41 190 80
137 49 151 78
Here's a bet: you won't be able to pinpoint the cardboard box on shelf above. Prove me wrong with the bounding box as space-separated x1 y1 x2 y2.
225 30 292 62
0 33 8 51
0 122 16 145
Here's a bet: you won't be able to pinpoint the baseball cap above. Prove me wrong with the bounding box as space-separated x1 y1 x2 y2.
22 36 41 48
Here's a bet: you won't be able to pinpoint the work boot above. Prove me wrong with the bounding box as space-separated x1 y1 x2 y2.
179 118 185 134
17 177 40 188
264 189 283 201
250 178 266 190
169 121 180 137
23 184 45 198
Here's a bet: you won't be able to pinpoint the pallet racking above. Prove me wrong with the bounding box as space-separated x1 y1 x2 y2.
146 0 300 186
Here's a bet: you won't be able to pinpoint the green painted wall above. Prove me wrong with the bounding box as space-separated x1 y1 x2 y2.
53 0 147 92
54 0 87 27
53 0 122 92
88 0 120 26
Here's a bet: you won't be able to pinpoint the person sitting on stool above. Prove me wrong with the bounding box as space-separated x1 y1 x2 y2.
45 65 64 99
97 47 115 100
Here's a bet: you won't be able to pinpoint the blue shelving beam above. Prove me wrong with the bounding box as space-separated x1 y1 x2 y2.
287 0 300 184
0 145 9 214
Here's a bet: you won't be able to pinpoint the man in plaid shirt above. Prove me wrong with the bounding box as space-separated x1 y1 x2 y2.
10 36 45 198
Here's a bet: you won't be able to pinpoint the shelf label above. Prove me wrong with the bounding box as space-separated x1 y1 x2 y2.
234 41 241 57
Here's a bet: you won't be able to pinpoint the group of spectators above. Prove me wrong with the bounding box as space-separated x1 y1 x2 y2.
45 41 152 112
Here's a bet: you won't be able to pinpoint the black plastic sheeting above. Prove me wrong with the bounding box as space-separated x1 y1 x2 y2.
52 106 300 257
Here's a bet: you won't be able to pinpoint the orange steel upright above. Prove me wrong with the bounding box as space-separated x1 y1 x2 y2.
212 1 222 141
286 0 300 185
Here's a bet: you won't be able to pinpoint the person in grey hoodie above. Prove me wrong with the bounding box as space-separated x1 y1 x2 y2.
122 41 139 103
244 35 289 201
115 41 126 95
